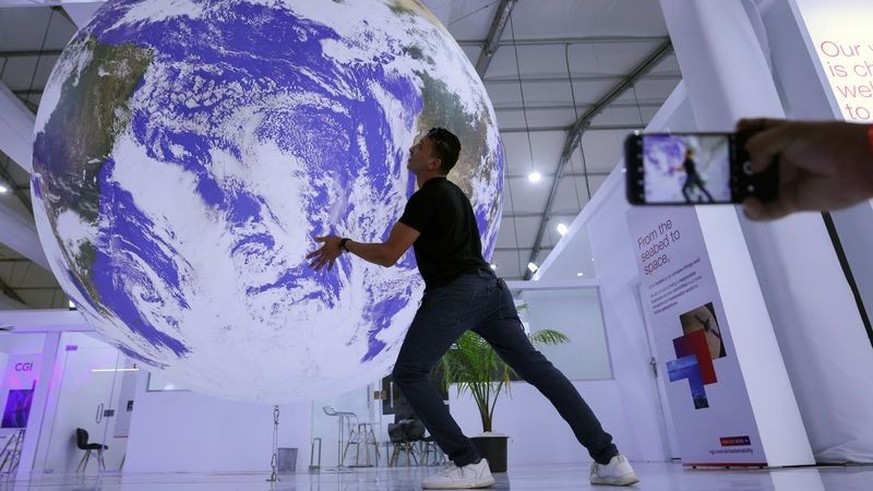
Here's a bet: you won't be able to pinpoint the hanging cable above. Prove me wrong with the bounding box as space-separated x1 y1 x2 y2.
631 85 646 127
504 165 524 279
564 44 584 215
449 1 499 27
564 43 592 205
503 10 531 279
509 12 537 180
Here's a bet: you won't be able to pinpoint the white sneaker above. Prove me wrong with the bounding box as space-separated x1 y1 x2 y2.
589 454 640 486
421 458 496 489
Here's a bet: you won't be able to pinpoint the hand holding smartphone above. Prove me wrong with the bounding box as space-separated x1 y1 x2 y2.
625 132 778 206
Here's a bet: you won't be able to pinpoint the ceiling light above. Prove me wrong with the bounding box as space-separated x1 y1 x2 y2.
0 184 9 194
576 272 584 277
556 223 569 236
91 368 140 373
528 171 541 183
490 264 497 270
527 262 539 273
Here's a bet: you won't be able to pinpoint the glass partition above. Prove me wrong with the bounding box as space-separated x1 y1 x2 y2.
34 332 133 474
515 286 612 381
310 381 382 469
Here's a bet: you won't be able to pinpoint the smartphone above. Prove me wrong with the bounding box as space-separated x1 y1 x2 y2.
624 132 778 205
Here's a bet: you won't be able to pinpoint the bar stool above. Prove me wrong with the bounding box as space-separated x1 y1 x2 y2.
322 406 357 469
342 422 381 467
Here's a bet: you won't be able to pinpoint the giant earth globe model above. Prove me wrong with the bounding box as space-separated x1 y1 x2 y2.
31 0 504 403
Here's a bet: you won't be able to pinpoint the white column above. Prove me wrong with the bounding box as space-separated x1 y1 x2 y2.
659 0 814 467
0 200 48 270
753 0 873 462
16 331 61 480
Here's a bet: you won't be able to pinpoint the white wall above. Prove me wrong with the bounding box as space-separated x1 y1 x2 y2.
124 374 312 474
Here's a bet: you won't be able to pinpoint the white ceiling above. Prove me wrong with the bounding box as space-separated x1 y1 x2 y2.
0 0 679 309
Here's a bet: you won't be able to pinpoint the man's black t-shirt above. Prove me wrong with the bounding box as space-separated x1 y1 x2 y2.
399 177 490 289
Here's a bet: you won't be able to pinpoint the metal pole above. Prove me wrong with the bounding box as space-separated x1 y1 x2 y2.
266 405 280 482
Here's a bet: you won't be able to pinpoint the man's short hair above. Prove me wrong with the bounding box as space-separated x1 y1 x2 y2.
426 127 461 174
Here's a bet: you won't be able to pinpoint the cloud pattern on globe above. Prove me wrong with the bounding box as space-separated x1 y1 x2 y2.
31 0 503 403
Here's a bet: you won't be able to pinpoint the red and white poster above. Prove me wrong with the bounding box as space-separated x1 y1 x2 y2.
627 206 766 465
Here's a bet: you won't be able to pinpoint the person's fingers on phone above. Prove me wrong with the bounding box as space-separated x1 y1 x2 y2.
744 123 798 174
736 117 782 134
746 197 793 221
743 197 789 221
742 197 765 220
744 176 802 221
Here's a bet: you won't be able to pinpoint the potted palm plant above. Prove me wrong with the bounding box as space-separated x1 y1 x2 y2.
438 327 569 472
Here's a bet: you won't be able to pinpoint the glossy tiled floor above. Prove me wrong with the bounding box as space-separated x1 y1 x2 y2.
0 462 870 490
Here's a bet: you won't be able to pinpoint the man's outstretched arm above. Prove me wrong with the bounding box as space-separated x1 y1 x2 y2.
307 222 420 271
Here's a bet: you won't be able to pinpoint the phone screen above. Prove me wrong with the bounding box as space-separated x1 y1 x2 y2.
640 134 733 204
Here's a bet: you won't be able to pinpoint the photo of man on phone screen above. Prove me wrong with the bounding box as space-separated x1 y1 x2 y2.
643 135 731 204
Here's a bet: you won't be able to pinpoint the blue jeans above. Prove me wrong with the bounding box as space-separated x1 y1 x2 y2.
391 270 619 467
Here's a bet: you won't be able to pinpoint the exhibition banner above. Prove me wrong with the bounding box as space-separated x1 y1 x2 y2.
793 0 873 122
0 354 40 431
627 206 766 465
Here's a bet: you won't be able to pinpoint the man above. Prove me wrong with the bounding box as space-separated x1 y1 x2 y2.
308 128 638 488
681 148 714 203
739 119 873 220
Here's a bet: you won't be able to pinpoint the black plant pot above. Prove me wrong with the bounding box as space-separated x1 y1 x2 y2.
471 434 508 473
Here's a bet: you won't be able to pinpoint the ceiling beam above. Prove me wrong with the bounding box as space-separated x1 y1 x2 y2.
499 123 644 133
524 40 674 279
1 156 34 216
494 246 554 253
494 101 663 112
0 199 49 270
474 0 518 78
0 308 92 333
0 276 26 305
0 81 35 174
502 211 587 219
461 35 668 48
504 170 611 179
13 89 44 98
484 73 679 86
0 294 27 310
0 50 64 58
0 80 46 270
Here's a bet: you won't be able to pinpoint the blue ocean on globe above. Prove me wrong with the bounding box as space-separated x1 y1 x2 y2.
31 0 503 403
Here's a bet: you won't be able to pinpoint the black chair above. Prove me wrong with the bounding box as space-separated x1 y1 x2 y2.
75 428 107 473
387 418 425 466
